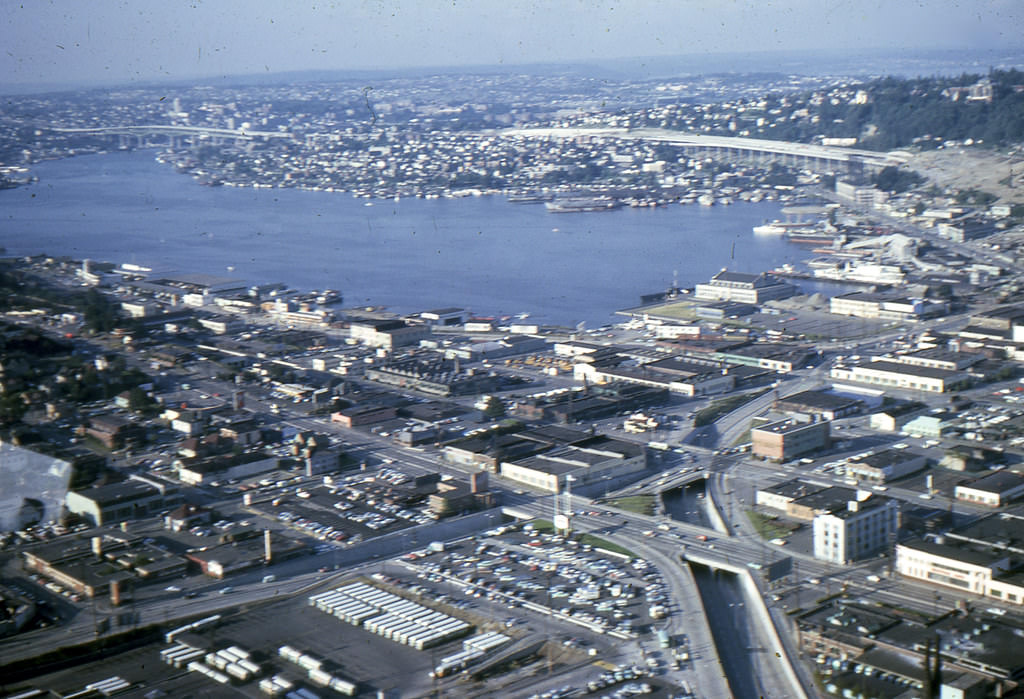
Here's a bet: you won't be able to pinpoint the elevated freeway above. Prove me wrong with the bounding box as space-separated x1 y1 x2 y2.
504 126 907 175
47 124 294 147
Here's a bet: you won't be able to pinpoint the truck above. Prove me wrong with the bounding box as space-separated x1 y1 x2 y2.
657 628 672 648
428 541 445 553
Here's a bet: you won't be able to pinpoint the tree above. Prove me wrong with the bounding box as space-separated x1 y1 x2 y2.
127 387 153 413
480 396 506 419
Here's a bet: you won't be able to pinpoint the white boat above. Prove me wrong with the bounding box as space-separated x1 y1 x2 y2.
697 194 715 206
753 223 787 235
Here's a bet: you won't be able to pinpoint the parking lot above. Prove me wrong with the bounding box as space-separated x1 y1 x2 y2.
245 467 440 547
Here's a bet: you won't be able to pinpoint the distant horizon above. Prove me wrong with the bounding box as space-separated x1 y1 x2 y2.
3 45 1024 97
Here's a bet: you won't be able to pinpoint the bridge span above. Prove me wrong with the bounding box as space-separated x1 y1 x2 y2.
48 124 294 148
504 126 907 175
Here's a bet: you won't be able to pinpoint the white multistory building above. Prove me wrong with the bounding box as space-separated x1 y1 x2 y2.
812 493 900 564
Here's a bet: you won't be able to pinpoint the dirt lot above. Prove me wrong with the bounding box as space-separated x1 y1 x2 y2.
908 146 1024 205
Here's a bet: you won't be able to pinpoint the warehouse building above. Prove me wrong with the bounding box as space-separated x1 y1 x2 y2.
844 449 928 484
775 389 863 421
830 360 970 393
751 418 831 462
954 471 1024 508
694 269 796 304
500 436 647 494
349 319 430 349
65 475 183 526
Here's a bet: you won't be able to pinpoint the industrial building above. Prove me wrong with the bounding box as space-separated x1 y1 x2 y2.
709 343 816 373
186 530 308 578
775 389 863 421
64 475 183 526
896 513 1024 606
830 360 971 393
418 307 467 327
954 471 1024 508
22 532 188 599
511 382 668 424
499 435 647 493
693 269 796 304
574 353 735 397
348 319 430 350
365 357 501 397
844 448 928 483
755 478 827 515
441 334 547 361
829 292 947 321
751 418 830 461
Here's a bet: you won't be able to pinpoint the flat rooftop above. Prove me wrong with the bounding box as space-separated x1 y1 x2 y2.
854 360 964 380
754 419 827 435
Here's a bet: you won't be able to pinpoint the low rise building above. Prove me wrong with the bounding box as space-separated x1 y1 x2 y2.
418 307 467 327
186 530 308 578
65 475 183 526
575 354 735 397
775 389 863 421
844 449 928 483
499 436 647 494
710 343 816 374
331 404 398 428
427 471 493 517
22 532 188 599
365 357 501 396
694 269 796 304
829 292 948 321
896 513 1024 605
895 347 984 371
751 418 830 461
869 401 926 432
901 414 953 438
175 451 280 486
831 360 970 393
442 334 548 361
786 485 858 522
755 479 827 513
954 471 1024 507
349 319 430 349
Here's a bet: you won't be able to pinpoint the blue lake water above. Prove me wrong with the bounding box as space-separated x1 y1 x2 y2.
0 151 814 326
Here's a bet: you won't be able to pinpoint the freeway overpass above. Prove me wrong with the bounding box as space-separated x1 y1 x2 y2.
505 497 812 698
503 126 907 176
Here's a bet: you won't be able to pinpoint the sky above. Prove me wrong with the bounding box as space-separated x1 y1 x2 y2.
2 0 1022 89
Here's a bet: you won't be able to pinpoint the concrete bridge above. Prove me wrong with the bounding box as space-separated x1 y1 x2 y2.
504 126 907 176
48 124 294 149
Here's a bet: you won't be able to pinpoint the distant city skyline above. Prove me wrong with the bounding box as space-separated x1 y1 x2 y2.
1 1 1023 91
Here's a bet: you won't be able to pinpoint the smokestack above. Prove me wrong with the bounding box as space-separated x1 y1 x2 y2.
92 536 103 557
110 579 121 607
264 529 272 564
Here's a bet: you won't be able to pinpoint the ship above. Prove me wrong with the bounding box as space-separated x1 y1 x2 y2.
545 196 621 213
786 231 847 246
508 191 553 204
697 193 716 206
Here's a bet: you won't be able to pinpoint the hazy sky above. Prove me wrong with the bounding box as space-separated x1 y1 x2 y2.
2 1 1022 88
